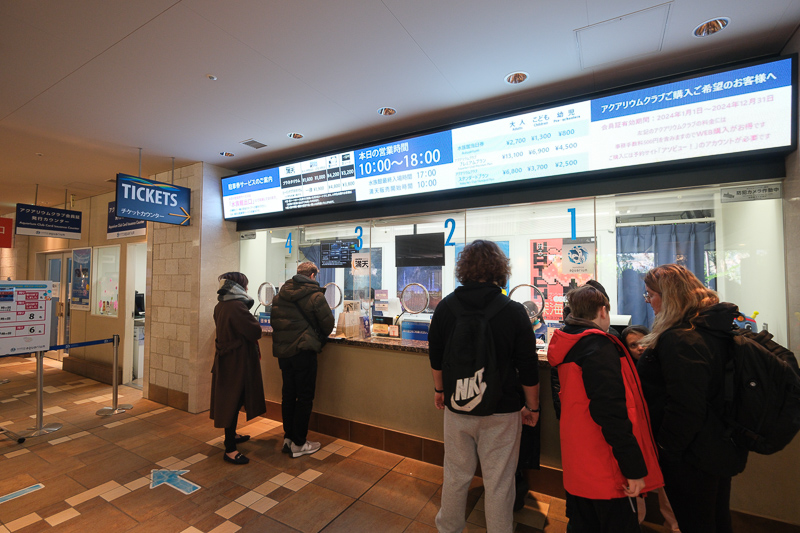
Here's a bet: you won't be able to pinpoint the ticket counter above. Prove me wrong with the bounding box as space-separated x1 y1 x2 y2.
257 330 563 470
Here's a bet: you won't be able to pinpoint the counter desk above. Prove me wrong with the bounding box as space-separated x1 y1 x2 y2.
258 328 563 472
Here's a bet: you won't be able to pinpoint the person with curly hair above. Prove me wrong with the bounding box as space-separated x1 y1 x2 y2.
428 240 540 532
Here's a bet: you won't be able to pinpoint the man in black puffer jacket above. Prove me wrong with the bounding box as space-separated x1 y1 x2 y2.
271 261 334 458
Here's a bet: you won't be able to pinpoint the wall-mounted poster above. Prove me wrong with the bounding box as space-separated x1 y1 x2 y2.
71 248 91 311
531 238 594 322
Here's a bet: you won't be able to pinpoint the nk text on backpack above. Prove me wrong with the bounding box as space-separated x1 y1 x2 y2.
723 328 800 455
441 293 510 416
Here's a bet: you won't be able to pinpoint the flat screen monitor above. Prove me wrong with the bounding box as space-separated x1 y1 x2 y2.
320 238 358 268
395 233 445 267
135 291 145 317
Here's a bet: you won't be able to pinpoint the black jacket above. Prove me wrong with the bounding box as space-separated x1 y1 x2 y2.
271 275 335 358
637 302 748 477
551 318 649 479
428 282 539 414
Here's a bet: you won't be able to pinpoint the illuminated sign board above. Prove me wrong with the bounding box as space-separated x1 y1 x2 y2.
221 56 794 220
115 174 192 226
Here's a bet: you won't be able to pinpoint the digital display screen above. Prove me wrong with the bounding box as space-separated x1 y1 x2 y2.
320 238 359 268
221 57 794 220
395 233 445 267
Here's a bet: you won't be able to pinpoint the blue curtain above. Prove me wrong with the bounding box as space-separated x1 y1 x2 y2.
298 245 334 287
616 222 716 328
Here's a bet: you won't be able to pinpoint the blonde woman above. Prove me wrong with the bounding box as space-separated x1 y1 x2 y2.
637 264 747 533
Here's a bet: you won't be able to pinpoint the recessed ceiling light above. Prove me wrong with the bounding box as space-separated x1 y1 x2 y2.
220 151 234 157
207 74 218 81
377 107 397 116
287 132 304 139
504 71 529 85
693 17 729 37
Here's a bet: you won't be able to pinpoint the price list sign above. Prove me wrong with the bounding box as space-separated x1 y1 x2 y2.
0 281 53 356
222 56 794 220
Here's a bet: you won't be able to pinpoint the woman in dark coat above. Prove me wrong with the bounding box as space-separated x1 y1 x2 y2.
211 272 266 465
638 264 747 533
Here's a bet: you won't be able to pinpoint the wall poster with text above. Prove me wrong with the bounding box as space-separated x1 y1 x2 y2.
70 248 91 311
530 237 594 322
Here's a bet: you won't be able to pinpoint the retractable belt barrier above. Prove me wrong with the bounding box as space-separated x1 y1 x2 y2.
0 334 132 445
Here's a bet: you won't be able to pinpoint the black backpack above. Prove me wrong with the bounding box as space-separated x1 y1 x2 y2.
723 329 800 455
442 292 510 416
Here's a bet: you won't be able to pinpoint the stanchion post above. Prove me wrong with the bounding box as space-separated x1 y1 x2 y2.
20 351 62 437
97 335 133 416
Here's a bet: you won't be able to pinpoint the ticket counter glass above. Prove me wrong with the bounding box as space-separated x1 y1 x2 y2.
240 181 788 348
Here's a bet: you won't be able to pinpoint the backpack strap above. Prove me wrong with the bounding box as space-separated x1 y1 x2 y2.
445 292 510 319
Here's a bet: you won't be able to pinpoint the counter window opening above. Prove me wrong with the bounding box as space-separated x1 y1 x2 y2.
91 245 120 317
239 182 787 349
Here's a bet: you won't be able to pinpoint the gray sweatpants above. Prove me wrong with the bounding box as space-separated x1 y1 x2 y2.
436 409 522 533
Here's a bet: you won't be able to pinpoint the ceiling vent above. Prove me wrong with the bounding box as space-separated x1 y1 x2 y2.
240 139 267 149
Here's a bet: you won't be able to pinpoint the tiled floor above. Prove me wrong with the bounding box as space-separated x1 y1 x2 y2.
0 356 561 532
2 356 798 533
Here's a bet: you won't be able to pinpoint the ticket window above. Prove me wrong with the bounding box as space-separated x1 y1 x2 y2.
465 200 597 350
300 223 370 329
370 212 465 336
92 245 120 317
240 227 300 322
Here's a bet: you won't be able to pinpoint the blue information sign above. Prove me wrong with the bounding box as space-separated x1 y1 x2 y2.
107 202 147 240
14 204 82 239
115 174 192 226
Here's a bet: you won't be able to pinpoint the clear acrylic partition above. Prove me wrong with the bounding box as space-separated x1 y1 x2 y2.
371 212 465 336
92 246 120 317
240 226 299 319
301 222 370 332
465 199 597 352
603 183 788 346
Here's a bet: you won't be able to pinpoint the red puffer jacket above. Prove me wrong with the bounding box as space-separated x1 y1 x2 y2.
548 327 663 499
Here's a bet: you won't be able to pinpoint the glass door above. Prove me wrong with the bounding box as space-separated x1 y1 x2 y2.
44 252 71 360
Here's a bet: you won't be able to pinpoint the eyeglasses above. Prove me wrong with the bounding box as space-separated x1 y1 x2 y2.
643 292 652 303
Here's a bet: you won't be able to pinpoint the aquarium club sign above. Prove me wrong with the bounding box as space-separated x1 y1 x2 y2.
115 173 192 226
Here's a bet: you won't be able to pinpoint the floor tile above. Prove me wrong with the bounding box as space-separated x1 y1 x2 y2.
313 457 389 499
349 446 404 470
266 482 355 533
393 457 444 485
322 500 411 533
361 471 439 519
43 508 80 527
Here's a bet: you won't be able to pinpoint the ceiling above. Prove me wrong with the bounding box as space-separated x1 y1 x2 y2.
2 0 799 211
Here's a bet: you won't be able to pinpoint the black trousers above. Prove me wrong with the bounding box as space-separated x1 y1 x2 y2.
661 457 732 533
223 391 245 453
278 350 318 446
565 491 640 533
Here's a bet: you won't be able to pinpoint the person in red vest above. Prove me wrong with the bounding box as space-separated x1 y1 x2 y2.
547 284 663 532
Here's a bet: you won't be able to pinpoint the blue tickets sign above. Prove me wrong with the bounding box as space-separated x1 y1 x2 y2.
115 174 192 226
107 202 147 240
14 204 82 239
